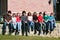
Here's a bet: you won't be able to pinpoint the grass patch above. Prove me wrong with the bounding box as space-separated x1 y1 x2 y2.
0 22 4 24
56 21 60 23
0 35 60 40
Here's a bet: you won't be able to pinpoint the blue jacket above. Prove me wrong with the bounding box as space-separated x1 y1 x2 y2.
48 16 55 22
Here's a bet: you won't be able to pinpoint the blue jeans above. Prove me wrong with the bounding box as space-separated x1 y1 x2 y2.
45 22 49 34
16 22 21 32
13 23 17 30
53 20 56 29
2 22 13 35
28 21 34 32
48 21 53 31
38 22 43 34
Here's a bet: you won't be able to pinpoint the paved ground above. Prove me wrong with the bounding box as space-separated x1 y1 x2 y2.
0 23 60 38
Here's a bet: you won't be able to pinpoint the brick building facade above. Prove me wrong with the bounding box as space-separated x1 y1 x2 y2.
8 0 53 13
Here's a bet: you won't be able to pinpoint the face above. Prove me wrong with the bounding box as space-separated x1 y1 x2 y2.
13 15 15 17
17 13 20 16
20 13 22 16
8 13 11 15
11 13 13 16
34 13 37 15
40 14 43 17
29 12 31 16
23 13 26 16
51 13 54 16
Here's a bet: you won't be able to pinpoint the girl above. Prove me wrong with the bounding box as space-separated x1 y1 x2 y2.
38 12 43 35
16 13 21 35
27 12 34 33
43 12 49 35
33 12 38 34
48 13 56 34
12 13 17 35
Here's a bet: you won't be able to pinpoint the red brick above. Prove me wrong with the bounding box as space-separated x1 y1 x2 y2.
8 0 53 13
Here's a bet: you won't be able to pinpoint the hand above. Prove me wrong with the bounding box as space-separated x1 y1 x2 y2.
25 21 27 23
7 22 9 24
35 20 38 22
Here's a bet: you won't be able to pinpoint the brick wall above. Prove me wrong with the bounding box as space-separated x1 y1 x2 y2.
8 0 53 13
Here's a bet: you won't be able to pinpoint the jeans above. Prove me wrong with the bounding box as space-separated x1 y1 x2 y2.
2 22 13 35
53 20 56 29
16 22 21 32
21 21 28 36
45 22 49 34
28 21 34 32
42 22 46 34
13 23 17 30
48 21 53 31
34 22 38 34
38 22 42 35
48 21 55 34
49 20 56 31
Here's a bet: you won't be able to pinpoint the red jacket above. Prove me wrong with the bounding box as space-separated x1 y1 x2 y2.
38 15 43 22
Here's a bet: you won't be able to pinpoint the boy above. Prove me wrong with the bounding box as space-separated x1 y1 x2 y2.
2 11 12 35
21 11 28 36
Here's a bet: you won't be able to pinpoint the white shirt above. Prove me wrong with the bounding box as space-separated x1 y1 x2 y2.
12 17 16 24
28 16 33 21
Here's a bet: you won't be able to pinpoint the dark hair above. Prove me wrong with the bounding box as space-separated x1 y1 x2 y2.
22 11 26 14
8 10 11 14
27 12 31 16
33 12 37 16
22 11 26 16
43 12 46 16
17 13 19 15
50 12 53 16
13 13 15 15
39 12 42 15
33 12 36 14
12 13 16 17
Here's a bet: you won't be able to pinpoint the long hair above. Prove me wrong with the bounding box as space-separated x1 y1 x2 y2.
33 12 37 16
43 12 46 16
27 12 31 16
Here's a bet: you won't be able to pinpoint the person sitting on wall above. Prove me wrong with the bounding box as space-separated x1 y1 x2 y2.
2 10 13 35
21 11 28 36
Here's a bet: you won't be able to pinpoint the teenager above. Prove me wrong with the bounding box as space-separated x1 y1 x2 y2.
33 12 38 34
21 11 28 36
48 13 56 34
43 12 49 35
27 12 34 33
2 11 12 35
16 13 21 35
38 12 43 35
12 13 17 35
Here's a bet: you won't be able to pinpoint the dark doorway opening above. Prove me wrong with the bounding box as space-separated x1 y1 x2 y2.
0 0 7 16
56 0 60 21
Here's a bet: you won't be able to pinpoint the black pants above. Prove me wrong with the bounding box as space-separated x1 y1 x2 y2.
34 22 38 34
21 21 28 36
45 22 49 35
